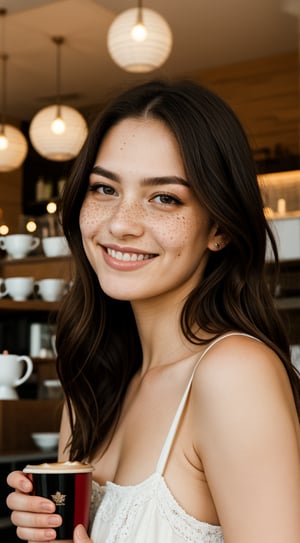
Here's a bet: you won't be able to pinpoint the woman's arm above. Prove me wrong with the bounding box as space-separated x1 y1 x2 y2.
192 335 300 543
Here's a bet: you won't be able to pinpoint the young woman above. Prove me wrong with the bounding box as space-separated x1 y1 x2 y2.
6 80 300 543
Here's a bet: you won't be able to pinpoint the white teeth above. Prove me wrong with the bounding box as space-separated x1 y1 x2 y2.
107 248 153 262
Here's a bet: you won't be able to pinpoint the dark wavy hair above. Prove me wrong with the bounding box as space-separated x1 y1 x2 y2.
56 79 300 461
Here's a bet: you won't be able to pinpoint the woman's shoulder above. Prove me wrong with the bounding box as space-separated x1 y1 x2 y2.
190 332 297 434
194 332 285 388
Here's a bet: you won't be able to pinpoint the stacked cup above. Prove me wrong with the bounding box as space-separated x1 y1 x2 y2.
0 234 40 259
0 277 34 301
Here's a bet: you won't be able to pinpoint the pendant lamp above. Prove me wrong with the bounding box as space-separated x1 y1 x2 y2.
29 36 88 161
0 9 28 172
107 0 173 73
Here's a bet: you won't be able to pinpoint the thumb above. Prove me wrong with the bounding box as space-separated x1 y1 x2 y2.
74 524 92 542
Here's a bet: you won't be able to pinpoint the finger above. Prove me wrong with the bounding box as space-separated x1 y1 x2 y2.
7 471 33 493
11 509 62 542
11 510 62 529
16 525 57 542
6 491 56 513
74 524 92 542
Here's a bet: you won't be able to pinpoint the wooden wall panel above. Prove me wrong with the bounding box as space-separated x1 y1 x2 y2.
0 167 22 234
188 51 299 156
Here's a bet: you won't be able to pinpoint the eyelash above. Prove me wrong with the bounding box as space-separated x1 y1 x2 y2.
151 193 182 206
88 183 183 206
89 183 117 196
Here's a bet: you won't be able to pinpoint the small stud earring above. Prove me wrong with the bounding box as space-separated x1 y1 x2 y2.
214 241 221 249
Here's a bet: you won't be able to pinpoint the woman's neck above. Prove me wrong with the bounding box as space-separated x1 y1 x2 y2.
131 293 202 374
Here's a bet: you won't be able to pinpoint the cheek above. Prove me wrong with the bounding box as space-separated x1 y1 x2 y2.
159 213 209 259
153 214 193 250
79 199 105 235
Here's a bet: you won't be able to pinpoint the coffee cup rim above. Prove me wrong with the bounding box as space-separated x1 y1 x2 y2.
23 461 94 474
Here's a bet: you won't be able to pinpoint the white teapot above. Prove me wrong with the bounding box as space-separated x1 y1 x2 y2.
0 352 33 399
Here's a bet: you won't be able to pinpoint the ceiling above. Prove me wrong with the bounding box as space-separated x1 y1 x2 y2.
0 0 298 122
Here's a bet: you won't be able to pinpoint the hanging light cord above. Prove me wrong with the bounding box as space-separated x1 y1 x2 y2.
0 8 7 135
0 52 8 133
52 36 64 118
137 0 143 25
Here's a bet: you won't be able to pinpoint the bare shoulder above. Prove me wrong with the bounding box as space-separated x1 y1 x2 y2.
190 333 299 450
192 334 295 410
189 334 300 542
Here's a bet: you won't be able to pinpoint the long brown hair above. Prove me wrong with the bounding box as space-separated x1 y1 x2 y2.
56 79 300 461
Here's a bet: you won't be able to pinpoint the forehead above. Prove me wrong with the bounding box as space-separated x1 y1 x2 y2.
94 117 186 177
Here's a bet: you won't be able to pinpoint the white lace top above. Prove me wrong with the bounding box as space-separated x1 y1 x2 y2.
89 333 258 543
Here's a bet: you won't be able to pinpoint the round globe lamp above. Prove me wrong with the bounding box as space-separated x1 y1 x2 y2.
29 104 88 161
107 7 173 73
0 124 28 171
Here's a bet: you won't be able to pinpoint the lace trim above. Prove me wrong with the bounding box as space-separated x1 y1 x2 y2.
157 475 224 542
90 479 105 526
92 474 158 542
90 475 224 543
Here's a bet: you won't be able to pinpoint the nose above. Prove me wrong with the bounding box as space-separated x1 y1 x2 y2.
109 199 145 239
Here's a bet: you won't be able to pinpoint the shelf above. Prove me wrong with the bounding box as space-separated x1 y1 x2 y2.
275 297 300 310
0 449 58 463
0 299 59 312
0 254 71 266
32 356 56 364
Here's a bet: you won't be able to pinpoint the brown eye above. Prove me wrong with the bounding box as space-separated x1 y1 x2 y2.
152 193 182 205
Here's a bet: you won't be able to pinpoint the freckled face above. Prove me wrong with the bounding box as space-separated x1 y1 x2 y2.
79 117 215 303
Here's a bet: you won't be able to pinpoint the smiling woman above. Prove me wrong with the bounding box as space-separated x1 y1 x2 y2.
79 116 214 302
6 79 300 543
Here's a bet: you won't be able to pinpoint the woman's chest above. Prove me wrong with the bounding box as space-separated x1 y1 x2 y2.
90 366 219 525
92 370 188 484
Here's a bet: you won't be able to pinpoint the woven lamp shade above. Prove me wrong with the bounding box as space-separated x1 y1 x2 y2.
29 104 88 161
0 124 28 172
107 7 173 73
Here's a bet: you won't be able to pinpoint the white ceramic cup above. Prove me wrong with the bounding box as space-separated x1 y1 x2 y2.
0 354 33 399
1 276 34 301
0 234 40 259
42 236 70 257
35 278 67 302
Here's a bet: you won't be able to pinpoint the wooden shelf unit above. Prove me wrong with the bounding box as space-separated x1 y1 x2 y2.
0 254 71 451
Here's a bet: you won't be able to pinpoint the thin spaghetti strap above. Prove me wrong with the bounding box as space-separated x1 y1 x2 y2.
155 332 261 475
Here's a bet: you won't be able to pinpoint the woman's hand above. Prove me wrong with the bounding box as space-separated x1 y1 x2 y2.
74 525 92 542
6 470 62 542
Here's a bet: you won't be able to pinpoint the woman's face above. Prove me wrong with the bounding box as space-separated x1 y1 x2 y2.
80 117 217 304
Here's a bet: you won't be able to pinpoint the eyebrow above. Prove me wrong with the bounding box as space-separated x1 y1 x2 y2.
90 165 190 188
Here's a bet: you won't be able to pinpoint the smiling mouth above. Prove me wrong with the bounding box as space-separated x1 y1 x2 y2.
106 248 156 262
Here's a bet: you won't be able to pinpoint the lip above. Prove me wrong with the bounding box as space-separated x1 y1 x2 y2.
101 244 157 271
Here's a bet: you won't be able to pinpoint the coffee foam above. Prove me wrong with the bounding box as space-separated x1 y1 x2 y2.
23 461 93 474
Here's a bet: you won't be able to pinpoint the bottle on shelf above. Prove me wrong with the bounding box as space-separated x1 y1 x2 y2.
35 177 45 202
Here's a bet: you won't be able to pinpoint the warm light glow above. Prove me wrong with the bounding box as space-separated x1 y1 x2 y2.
0 134 8 150
0 124 28 171
29 105 88 161
51 116 66 135
26 220 37 233
263 207 273 218
107 7 173 73
0 224 9 235
46 201 57 214
131 22 147 41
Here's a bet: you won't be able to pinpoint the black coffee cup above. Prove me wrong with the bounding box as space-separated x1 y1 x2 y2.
23 461 93 541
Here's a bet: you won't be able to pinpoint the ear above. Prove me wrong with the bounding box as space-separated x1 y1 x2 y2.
207 225 230 252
